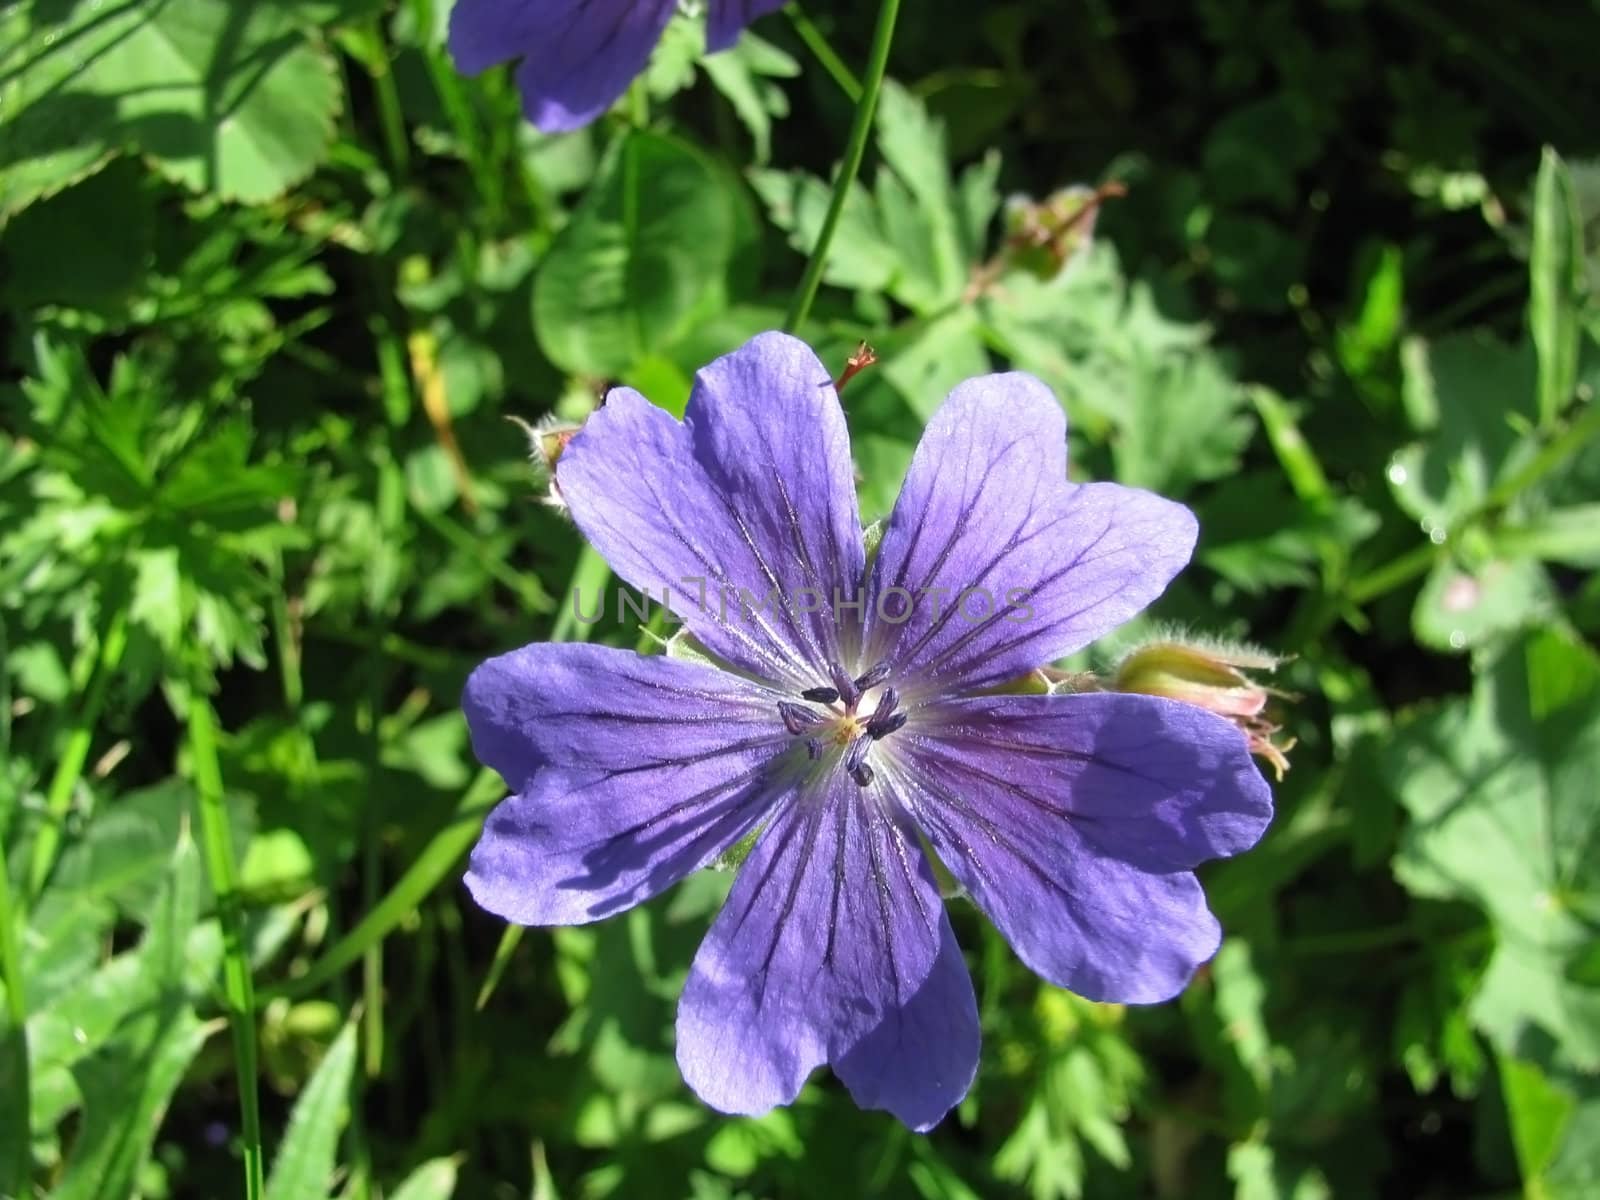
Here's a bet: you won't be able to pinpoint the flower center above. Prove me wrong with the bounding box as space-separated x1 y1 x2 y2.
776 661 907 787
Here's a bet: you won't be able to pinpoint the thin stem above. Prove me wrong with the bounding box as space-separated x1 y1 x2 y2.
782 0 902 333
265 769 505 1002
368 19 412 177
188 692 265 1200
0 852 30 1197
785 3 862 102
1480 401 1600 515
27 606 130 898
1346 541 1439 607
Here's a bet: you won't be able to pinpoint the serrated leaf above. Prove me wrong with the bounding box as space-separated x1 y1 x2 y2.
983 244 1253 494
750 83 973 315
701 31 798 164
265 1017 359 1200
1388 628 1600 1070
0 0 343 219
533 130 736 377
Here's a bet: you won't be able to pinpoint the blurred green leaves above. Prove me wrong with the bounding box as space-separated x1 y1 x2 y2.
1390 629 1600 1072
0 0 347 220
534 130 742 380
0 0 1598 1197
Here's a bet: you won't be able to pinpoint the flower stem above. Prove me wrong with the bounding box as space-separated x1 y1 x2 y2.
784 3 862 102
0 846 30 1197
782 0 902 333
187 692 265 1200
26 605 129 899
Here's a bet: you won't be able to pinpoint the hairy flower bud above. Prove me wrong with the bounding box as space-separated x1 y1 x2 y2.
508 413 582 510
1113 639 1294 779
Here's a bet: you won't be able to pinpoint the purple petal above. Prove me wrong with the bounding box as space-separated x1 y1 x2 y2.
894 692 1272 1003
558 334 865 688
448 0 676 132
466 762 779 925
462 641 781 791
706 0 787 52
461 643 792 924
863 372 1196 694
676 778 978 1130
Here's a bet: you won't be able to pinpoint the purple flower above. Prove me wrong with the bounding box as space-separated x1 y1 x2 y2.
449 0 786 132
463 332 1273 1129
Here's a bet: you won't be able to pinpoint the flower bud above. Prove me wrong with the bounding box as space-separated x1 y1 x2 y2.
1113 639 1294 778
507 413 582 510
1001 181 1124 280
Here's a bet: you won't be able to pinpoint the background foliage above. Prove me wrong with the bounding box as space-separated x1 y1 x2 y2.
3 1 1600 1197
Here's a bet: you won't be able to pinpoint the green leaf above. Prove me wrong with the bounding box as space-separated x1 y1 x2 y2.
1496 503 1600 567
1388 628 1600 1070
1501 1055 1575 1183
750 83 975 315
50 836 207 1199
1411 553 1553 654
0 0 343 219
1530 148 1585 427
1389 333 1540 532
388 1157 462 1200
533 130 737 377
0 158 153 308
982 244 1254 495
265 1017 359 1200
701 32 799 164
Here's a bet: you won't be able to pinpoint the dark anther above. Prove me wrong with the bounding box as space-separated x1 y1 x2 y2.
853 662 891 692
849 762 876 787
800 686 840 704
828 662 859 707
805 738 825 760
869 712 907 739
778 702 823 735
844 735 872 777
863 686 903 739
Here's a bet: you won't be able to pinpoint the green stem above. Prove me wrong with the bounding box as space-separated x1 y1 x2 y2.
1346 541 1439 607
408 0 508 224
27 606 130 898
476 548 611 1010
782 0 902 333
785 3 862 102
1480 401 1600 514
188 693 265 1200
412 504 553 612
0 850 30 1196
265 769 505 1002
368 20 411 177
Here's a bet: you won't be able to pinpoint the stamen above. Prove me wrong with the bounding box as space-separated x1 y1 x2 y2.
853 662 891 692
844 735 872 777
800 686 840 704
869 712 907 739
849 762 875 787
805 738 825 760
778 702 823 735
829 662 859 707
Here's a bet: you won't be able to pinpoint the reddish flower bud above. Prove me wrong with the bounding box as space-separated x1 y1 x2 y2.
1113 640 1294 779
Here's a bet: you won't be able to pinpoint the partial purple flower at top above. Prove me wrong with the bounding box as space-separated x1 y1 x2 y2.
449 0 787 131
462 332 1274 1130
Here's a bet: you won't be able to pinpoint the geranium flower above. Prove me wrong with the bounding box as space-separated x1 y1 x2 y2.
449 0 786 131
463 332 1273 1129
